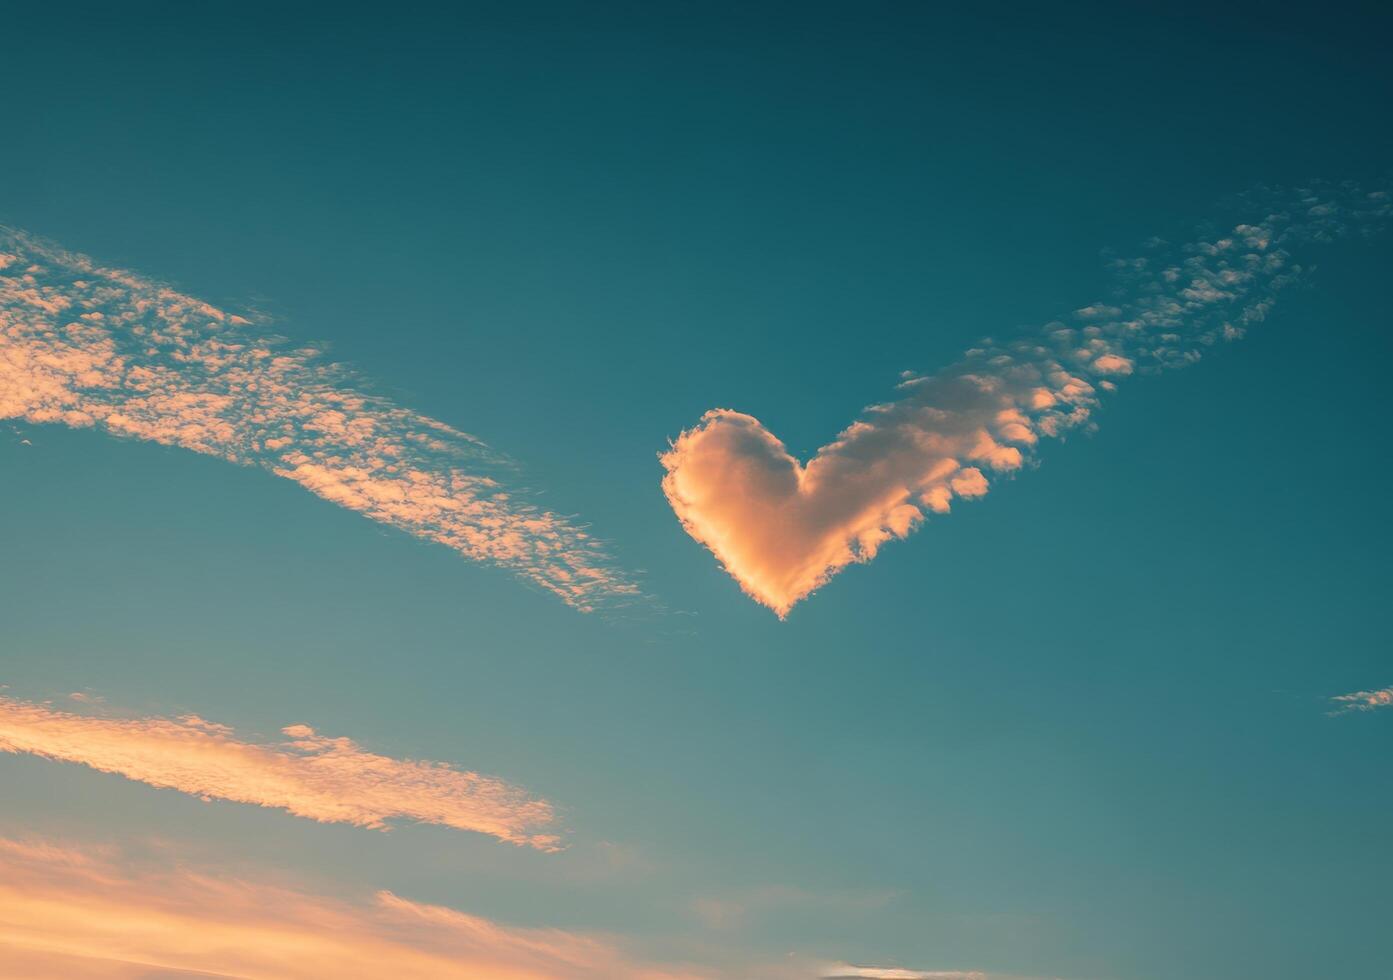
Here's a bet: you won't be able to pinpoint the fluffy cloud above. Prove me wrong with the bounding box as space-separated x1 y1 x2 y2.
0 693 559 849
0 834 713 979
662 184 1391 616
0 232 638 611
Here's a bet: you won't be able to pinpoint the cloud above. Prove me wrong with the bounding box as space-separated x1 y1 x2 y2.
1329 685 1393 713
0 834 714 980
0 232 639 612
0 692 559 849
820 967 1060 980
661 183 1391 616
820 967 985 980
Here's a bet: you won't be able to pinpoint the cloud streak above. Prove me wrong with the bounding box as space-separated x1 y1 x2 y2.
661 183 1391 615
0 693 559 849
0 834 713 979
821 968 986 980
0 233 638 611
820 966 1061 980
1329 685 1393 713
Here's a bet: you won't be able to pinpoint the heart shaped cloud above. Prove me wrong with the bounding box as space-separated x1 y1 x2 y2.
659 187 1379 616
661 362 1101 616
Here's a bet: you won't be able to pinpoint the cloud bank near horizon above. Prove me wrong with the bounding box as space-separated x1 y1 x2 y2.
0 834 717 980
0 693 560 849
662 183 1391 616
0 232 638 611
0 826 1053 979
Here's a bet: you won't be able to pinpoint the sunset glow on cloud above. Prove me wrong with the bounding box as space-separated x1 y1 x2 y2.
7 3 1393 973
1329 685 1393 713
0 693 560 849
0 835 711 980
0 234 639 611
820 968 987 980
662 185 1391 616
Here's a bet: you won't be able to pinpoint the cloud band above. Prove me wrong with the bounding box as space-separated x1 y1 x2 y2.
0 233 638 611
0 692 559 849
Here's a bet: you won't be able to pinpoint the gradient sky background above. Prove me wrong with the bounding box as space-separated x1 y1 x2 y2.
2 2 1392 978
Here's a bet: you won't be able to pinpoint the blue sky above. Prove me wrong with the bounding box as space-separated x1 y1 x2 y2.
1 3 1391 978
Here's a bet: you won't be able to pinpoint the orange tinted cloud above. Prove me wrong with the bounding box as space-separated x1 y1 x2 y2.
1329 685 1393 713
820 966 1061 980
0 835 710 980
0 694 559 849
661 185 1390 616
821 969 987 980
0 232 638 611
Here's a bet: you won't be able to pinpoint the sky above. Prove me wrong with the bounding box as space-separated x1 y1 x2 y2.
1 2 1391 978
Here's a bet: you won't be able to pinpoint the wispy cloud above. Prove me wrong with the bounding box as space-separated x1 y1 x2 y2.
820 966 1061 980
661 183 1391 616
1329 685 1393 713
0 693 559 849
0 234 639 611
0 834 715 979
821 968 986 980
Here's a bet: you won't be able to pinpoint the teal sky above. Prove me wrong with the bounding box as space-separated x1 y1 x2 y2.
2 3 1392 979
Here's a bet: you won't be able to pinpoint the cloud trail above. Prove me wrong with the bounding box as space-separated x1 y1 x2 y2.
1329 685 1393 713
820 968 1056 980
0 232 639 611
0 834 713 979
661 183 1391 616
0 693 559 849
821 968 986 980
